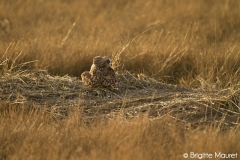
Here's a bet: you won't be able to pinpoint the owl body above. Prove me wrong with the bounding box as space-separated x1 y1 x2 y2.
81 56 118 89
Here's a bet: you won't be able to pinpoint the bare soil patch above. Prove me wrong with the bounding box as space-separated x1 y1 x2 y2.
0 70 239 129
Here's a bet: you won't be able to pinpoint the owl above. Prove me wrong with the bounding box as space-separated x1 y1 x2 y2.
0 18 12 35
81 56 118 90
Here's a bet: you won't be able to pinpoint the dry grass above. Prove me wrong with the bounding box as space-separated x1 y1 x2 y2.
0 106 239 160
0 71 239 160
0 0 240 159
0 0 239 87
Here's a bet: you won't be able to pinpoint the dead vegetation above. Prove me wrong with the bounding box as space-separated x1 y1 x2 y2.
0 69 239 130
0 106 239 160
1 0 240 86
0 0 240 159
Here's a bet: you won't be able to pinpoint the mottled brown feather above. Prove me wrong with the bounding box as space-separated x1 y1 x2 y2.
81 56 118 89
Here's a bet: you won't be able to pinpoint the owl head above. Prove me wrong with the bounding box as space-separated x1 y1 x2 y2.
93 56 112 68
0 18 12 33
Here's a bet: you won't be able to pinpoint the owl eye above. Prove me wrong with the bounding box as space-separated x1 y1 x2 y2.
106 60 110 64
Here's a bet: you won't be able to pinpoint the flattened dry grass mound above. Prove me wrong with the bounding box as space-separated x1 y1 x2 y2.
0 69 82 107
0 69 239 129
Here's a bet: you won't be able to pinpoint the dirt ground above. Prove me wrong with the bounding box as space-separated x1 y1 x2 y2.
0 70 239 129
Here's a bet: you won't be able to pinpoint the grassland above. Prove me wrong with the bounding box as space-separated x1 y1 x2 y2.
0 0 240 159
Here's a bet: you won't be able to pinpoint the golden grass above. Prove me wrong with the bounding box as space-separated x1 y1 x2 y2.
0 106 239 160
0 0 239 87
0 0 240 159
